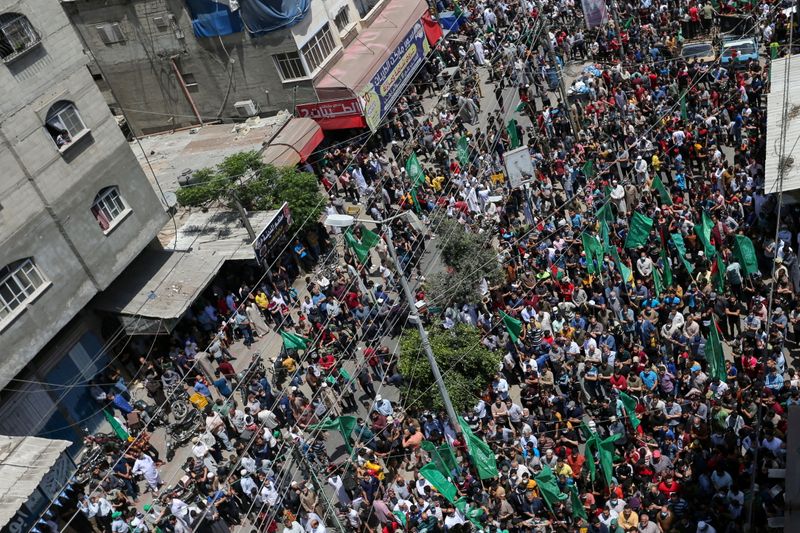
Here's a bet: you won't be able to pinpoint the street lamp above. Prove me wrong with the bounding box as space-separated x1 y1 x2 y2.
323 212 461 433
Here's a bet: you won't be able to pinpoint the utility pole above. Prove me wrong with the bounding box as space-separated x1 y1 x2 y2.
230 191 256 242
384 226 461 433
534 1 580 135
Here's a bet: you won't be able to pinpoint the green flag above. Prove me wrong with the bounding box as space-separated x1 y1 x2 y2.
280 329 311 351
569 483 588 520
499 311 522 343
582 160 596 179
410 185 422 214
713 254 726 293
623 16 634 29
360 227 381 249
507 119 521 149
661 248 673 287
456 136 469 165
420 463 458 503
608 245 633 283
733 235 759 275
458 417 498 479
344 228 371 263
624 211 654 248
308 415 357 453
581 233 604 275
515 101 526 112
680 91 688 120
652 266 663 296
696 211 716 257
618 391 641 431
454 497 485 528
392 510 407 528
597 434 620 486
534 465 568 511
104 410 130 441
705 318 727 382
596 202 614 223
438 443 459 474
421 441 449 477
580 422 598 483
670 233 695 273
406 152 424 186
651 175 673 205
601 220 611 249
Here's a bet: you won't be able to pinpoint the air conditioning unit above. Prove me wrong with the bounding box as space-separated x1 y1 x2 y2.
234 99 259 118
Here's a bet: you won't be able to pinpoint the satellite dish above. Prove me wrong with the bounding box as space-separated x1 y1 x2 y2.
163 191 178 209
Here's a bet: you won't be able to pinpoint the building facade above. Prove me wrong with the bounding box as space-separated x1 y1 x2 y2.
0 0 167 442
62 0 382 135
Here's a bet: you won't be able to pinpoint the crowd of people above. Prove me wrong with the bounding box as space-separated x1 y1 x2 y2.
54 0 800 532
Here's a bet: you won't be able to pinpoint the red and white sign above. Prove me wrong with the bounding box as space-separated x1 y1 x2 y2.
296 98 366 130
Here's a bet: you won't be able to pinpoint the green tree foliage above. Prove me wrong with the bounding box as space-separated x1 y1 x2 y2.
427 216 503 307
399 322 501 412
175 151 325 234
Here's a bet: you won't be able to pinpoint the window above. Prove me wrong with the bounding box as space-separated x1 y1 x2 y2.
334 7 351 32
0 13 40 62
45 101 88 150
96 22 125 44
301 24 337 74
0 259 46 320
273 50 307 81
91 186 128 231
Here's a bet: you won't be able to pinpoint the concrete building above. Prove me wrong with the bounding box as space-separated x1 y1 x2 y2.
0 0 167 442
61 0 438 136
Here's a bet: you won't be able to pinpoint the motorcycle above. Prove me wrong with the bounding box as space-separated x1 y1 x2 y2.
165 411 202 461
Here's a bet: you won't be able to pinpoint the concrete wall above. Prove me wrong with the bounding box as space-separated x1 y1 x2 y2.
0 0 168 390
63 0 366 135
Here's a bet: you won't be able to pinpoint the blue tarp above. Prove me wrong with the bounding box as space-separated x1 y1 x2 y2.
438 10 467 33
239 0 311 36
185 0 310 38
185 0 244 37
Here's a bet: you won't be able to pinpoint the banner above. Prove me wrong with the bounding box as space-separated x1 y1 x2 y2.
458 417 498 479
360 21 431 131
534 466 568 511
624 211 654 248
420 463 458 503
581 0 609 28
651 175 672 205
280 330 311 351
705 318 727 382
406 152 425 186
500 311 522 343
671 233 695 273
733 235 759 275
581 233 604 274
456 136 470 165
618 392 641 430
253 202 291 264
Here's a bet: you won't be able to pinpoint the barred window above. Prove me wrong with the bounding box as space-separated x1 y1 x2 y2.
45 101 88 150
300 24 336 73
0 13 40 62
334 7 351 32
91 187 128 231
273 50 307 81
0 259 46 319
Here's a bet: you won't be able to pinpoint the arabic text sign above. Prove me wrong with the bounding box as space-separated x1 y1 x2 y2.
253 202 292 264
296 98 362 120
360 20 430 131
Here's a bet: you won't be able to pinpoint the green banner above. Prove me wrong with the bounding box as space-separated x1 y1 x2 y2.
307 415 357 453
406 152 424 186
618 391 641 431
507 119 521 149
360 227 381 249
661 248 673 287
420 462 458 503
570 483 588 519
344 228 371 263
534 465 568 511
670 233 695 273
458 417 498 479
651 175 672 205
696 211 716 257
280 330 311 351
456 136 469 166
104 410 130 441
624 211 654 249
705 317 727 381
733 234 759 275
499 311 522 343
581 233 604 275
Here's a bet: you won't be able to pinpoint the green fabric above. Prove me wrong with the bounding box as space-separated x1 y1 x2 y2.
597 434 620 486
421 441 449 477
596 202 614 223
652 266 663 296
280 330 311 351
420 463 458 503
104 410 130 441
582 160 596 179
651 175 673 205
671 233 695 273
360 227 381 249
581 233 604 275
458 417 498 479
713 254 726 293
454 497 485 528
696 211 716 257
515 101 526 112
569 483 588 519
438 443 459 475
307 415 357 453
608 246 633 283
623 16 634 29
680 91 688 120
456 136 469 165
661 248 673 287
344 228 371 263
534 465 568 511
579 422 598 482
601 221 610 249
733 234 759 275
410 185 422 214
500 311 522 343
706 317 727 382
624 211 654 249
406 152 424 186
618 392 641 431
392 510 407 527
507 119 521 149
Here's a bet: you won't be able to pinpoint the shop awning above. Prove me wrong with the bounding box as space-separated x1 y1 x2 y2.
0 435 71 529
314 0 429 103
261 117 324 166
765 55 800 194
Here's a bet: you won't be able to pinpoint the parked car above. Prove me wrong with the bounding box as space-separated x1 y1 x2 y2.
680 41 716 63
720 36 759 68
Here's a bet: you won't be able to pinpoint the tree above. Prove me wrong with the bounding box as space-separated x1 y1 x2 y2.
426 216 503 307
175 151 325 235
398 322 501 412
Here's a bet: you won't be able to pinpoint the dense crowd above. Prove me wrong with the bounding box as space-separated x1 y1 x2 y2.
59 0 800 532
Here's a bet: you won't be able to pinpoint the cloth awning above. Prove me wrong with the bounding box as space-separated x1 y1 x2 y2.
261 117 324 166
314 0 429 103
0 435 71 529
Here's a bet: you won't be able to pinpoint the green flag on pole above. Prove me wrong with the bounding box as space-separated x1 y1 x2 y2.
624 211 654 248
360 227 381 249
569 483 588 520
515 101 526 112
420 463 459 503
104 410 131 441
733 234 759 275
596 202 614 223
713 254 726 293
597 434 620 486
499 311 522 343
661 248 673 287
421 441 449 477
670 233 695 273
618 391 641 431
456 136 469 166
705 317 727 382
696 211 716 257
582 160 596 179
608 245 633 283
651 175 673 205
507 119 521 149
307 415 357 453
280 329 311 351
406 152 424 186
680 91 688 120
438 443 459 475
344 229 371 263
652 266 663 296
458 417 498 479
534 466 568 511
581 233 604 275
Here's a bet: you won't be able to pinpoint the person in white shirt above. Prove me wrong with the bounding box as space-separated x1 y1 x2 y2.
131 452 161 491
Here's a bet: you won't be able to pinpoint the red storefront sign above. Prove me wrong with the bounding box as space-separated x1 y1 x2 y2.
296 98 366 130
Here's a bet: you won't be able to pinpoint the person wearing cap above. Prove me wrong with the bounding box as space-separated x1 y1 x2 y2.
110 511 127 533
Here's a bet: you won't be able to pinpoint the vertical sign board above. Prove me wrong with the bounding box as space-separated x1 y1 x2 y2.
359 20 431 131
504 146 536 189
253 202 292 265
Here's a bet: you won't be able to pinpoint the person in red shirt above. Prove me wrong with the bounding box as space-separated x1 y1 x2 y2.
610 369 628 391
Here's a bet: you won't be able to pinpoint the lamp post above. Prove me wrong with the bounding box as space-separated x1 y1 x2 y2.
323 213 461 433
